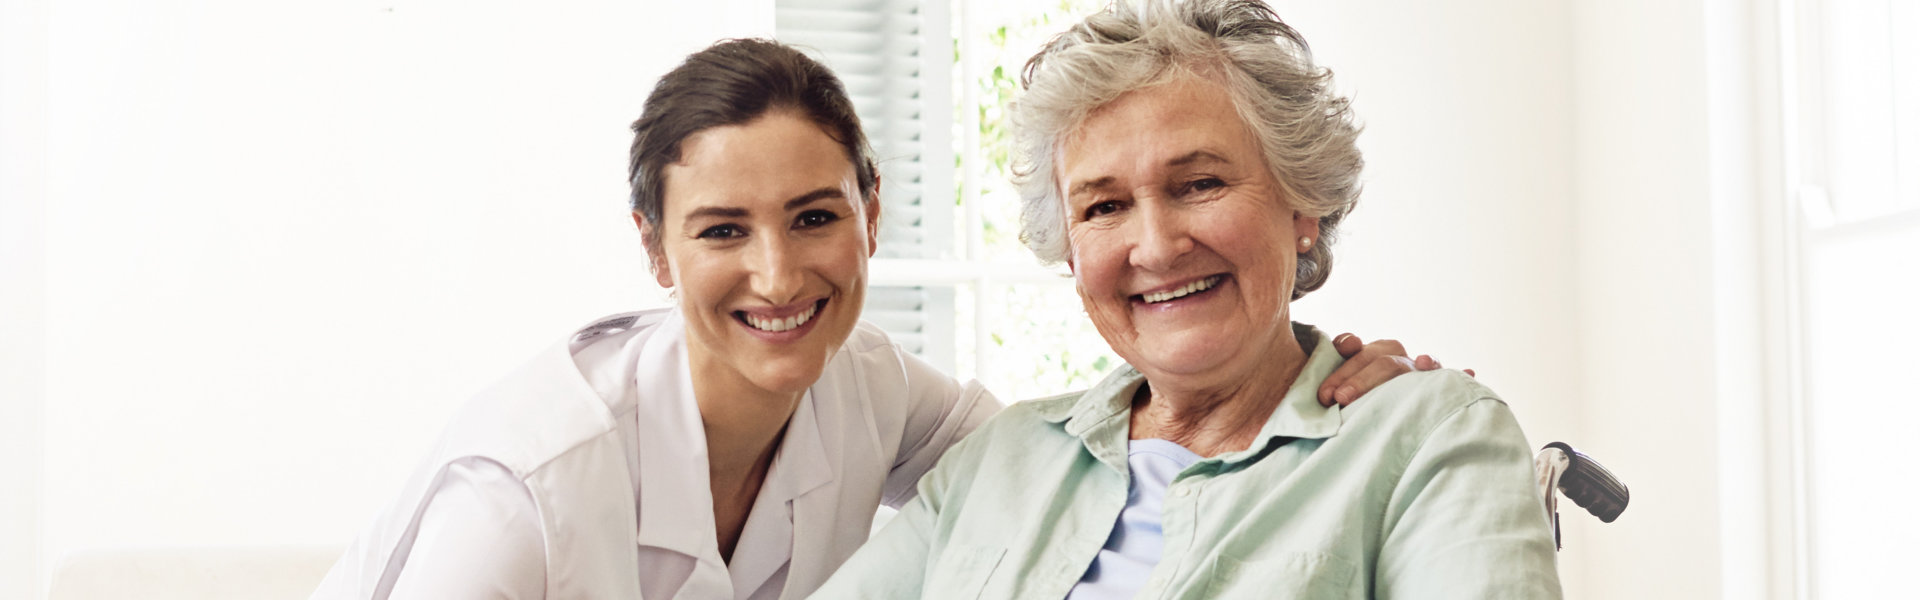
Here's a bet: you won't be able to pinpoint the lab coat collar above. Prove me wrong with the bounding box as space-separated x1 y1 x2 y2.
631 311 719 561
725 388 834 596
628 309 838 594
767 390 835 502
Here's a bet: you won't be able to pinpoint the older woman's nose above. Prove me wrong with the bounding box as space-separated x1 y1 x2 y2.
1129 199 1194 271
746 236 805 302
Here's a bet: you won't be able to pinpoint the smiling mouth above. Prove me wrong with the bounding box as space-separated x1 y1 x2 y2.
736 299 826 333
1137 275 1225 304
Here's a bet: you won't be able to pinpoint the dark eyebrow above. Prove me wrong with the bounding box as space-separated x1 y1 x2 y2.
683 187 846 221
786 187 845 210
684 206 747 220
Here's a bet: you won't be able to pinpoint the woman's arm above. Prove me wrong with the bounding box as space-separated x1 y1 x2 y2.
316 458 546 600
881 346 1002 508
811 422 965 598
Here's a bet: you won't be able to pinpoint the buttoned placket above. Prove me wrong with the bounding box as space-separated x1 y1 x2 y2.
1050 393 1139 600
1143 465 1211 600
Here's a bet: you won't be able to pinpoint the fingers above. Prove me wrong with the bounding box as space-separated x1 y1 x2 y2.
1320 333 1364 405
1323 344 1476 408
1319 336 1408 406
1418 353 1477 377
1332 332 1364 358
1333 354 1417 407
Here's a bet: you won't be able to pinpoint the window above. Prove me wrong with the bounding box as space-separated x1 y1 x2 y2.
778 0 1115 399
1788 0 1920 597
775 0 959 371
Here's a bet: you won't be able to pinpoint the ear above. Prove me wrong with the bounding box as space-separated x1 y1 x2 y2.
1293 211 1320 248
633 211 675 289
864 177 883 257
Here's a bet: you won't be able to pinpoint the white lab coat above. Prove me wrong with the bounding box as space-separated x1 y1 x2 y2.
313 308 999 599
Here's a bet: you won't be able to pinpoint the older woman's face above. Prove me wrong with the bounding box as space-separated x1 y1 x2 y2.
1058 74 1319 381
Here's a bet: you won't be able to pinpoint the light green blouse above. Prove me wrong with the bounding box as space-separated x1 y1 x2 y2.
810 324 1563 599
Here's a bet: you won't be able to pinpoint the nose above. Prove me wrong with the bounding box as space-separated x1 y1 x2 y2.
1128 195 1193 272
746 234 804 303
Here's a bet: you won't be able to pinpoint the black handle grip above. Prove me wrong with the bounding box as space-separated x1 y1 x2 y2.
1542 442 1629 523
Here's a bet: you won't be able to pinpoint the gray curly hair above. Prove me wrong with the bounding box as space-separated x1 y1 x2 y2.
1012 0 1362 300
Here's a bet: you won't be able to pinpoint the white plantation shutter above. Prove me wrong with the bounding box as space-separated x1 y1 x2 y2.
776 0 956 372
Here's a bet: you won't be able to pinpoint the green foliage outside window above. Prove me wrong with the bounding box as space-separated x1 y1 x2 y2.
953 0 1118 400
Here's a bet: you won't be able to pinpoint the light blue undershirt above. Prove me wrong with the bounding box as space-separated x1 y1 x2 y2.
1064 438 1204 600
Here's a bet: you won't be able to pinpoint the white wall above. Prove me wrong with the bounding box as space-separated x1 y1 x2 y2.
1274 0 1581 453
32 0 765 593
2 0 51 596
1569 0 1771 598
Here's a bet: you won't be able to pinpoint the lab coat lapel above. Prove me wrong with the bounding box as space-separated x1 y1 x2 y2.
631 313 721 564
733 389 836 599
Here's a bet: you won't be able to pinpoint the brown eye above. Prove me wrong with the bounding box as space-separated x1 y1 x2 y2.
1186 177 1226 194
698 224 745 239
795 209 840 229
1084 201 1122 219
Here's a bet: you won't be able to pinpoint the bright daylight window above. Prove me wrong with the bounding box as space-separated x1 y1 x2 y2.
777 0 1115 400
1790 0 1920 597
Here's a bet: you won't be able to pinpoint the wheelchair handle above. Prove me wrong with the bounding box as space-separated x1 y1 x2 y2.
1541 441 1629 523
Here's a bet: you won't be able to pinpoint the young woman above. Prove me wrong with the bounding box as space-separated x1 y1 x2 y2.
313 38 1433 600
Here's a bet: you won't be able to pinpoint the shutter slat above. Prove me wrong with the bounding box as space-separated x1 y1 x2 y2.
779 0 950 366
779 0 919 14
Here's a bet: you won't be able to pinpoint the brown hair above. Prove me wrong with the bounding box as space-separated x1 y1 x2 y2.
627 38 879 255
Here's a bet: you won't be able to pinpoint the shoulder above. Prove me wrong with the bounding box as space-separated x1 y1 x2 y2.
1005 390 1082 423
1345 369 1506 432
943 390 1080 452
958 359 1144 446
1336 369 1530 475
817 319 949 392
567 307 672 352
833 319 915 368
432 310 665 477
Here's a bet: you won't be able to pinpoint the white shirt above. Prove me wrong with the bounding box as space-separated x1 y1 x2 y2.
314 308 999 599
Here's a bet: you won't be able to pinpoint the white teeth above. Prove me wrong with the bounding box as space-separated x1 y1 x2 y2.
744 303 819 332
1141 276 1222 304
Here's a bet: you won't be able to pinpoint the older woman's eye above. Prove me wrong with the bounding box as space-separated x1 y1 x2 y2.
1083 200 1123 219
1186 178 1226 194
795 209 841 229
697 224 745 239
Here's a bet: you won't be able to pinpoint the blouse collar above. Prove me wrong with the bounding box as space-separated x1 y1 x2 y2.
1043 323 1346 469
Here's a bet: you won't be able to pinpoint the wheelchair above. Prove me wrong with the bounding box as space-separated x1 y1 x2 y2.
1534 442 1630 550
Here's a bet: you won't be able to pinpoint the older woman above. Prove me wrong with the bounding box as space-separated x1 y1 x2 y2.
810 1 1561 598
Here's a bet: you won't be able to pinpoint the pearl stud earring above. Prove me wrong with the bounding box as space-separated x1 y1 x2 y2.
1299 236 1313 250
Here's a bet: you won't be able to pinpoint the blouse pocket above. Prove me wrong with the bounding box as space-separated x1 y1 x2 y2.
923 544 1006 600
1205 551 1359 599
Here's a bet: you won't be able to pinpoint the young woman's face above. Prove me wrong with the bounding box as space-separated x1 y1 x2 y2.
645 109 878 397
